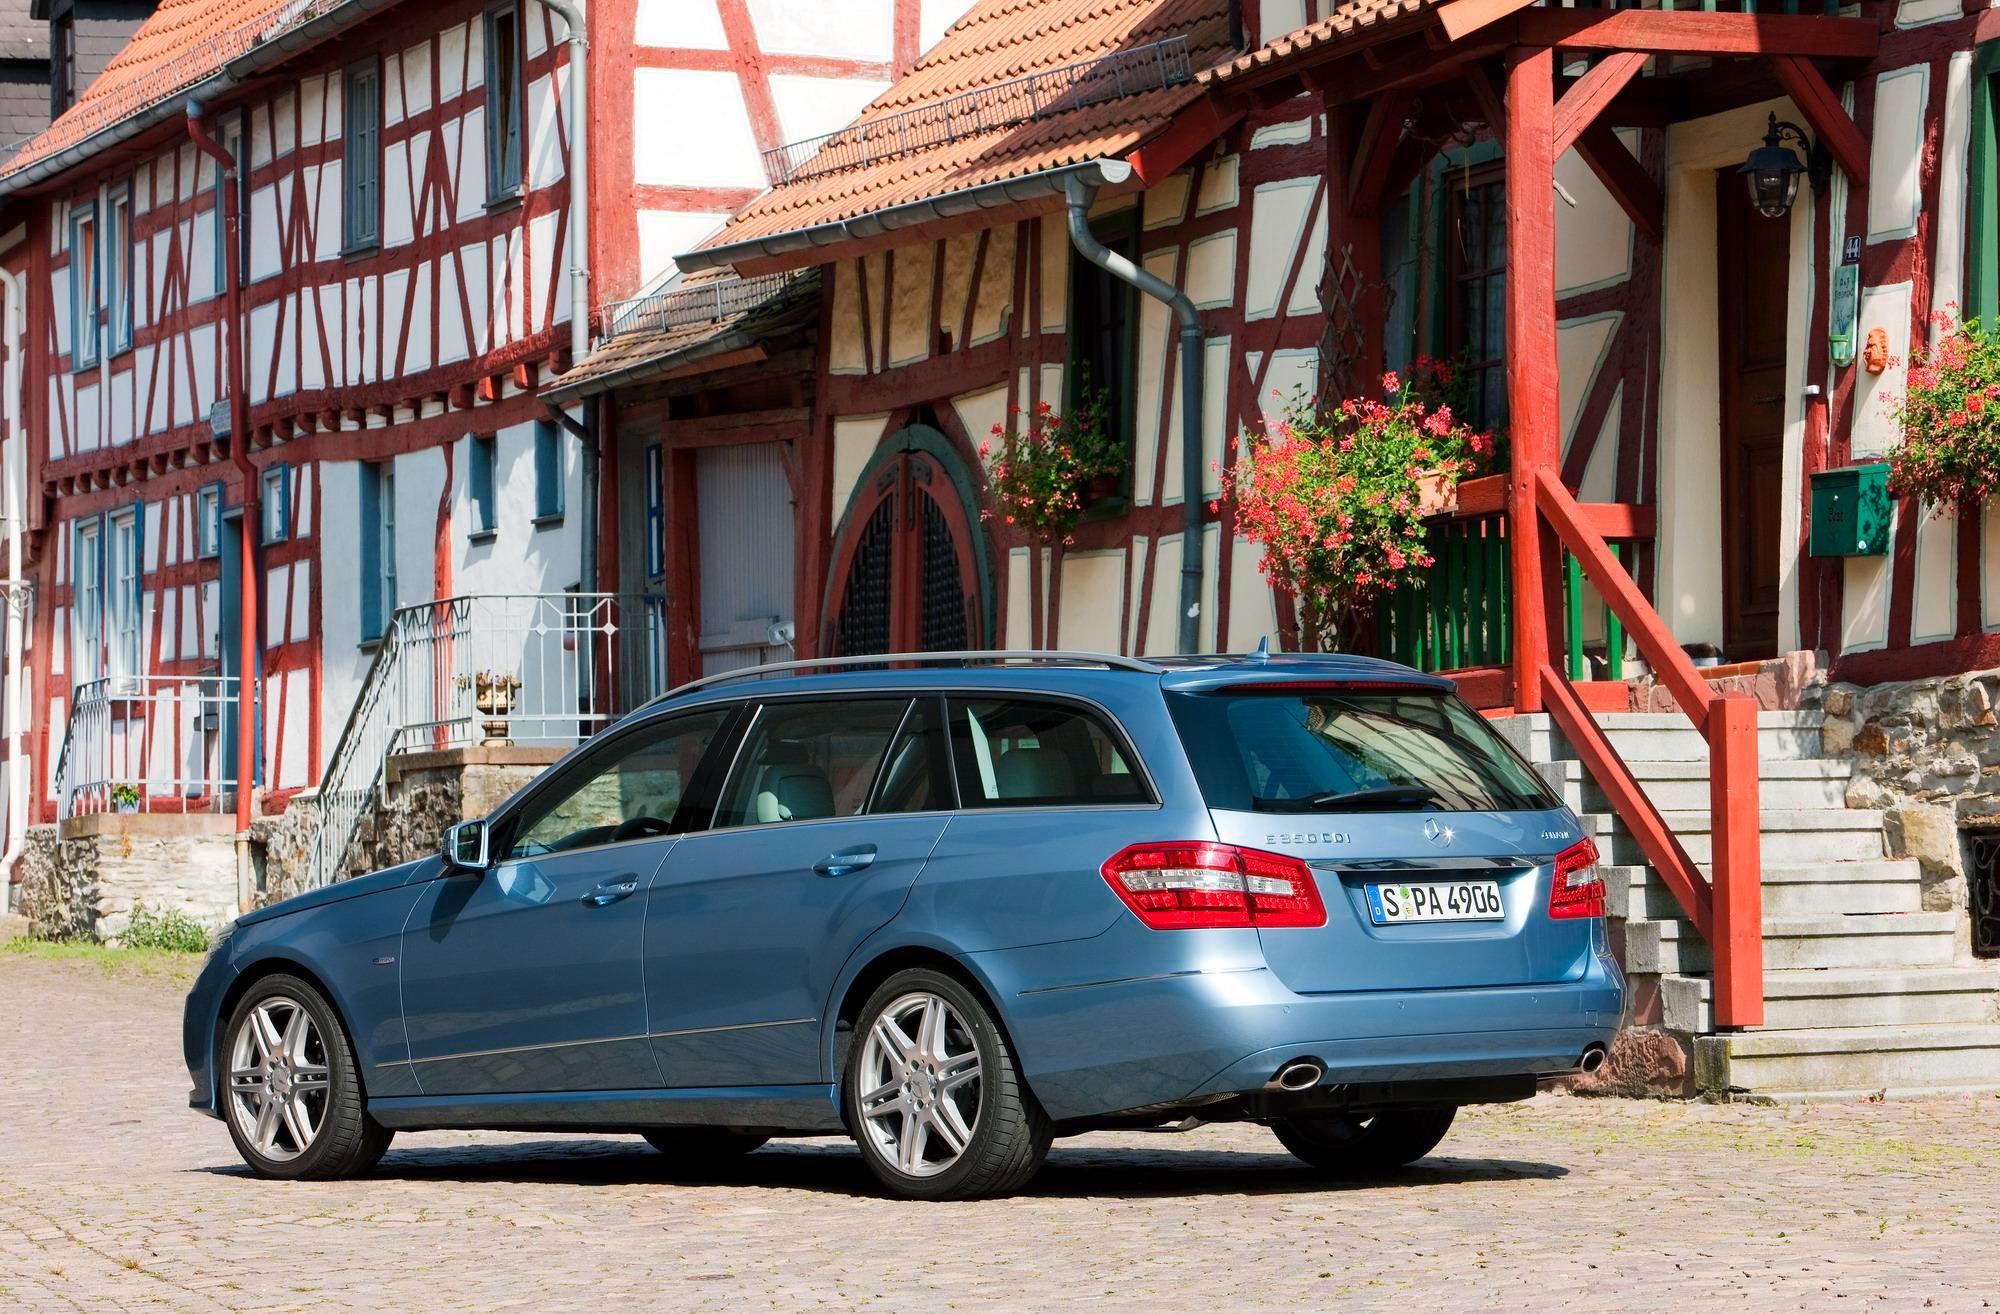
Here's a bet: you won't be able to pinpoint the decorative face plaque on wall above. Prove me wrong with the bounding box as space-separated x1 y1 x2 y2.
1829 261 1860 368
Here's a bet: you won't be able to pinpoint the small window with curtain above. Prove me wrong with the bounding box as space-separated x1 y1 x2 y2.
343 58 382 252
107 185 133 355
1445 164 1508 431
469 434 498 538
484 1 524 202
69 202 98 369
533 419 563 523
644 443 666 578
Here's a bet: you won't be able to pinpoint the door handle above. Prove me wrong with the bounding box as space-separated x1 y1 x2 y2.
814 845 879 878
581 878 640 907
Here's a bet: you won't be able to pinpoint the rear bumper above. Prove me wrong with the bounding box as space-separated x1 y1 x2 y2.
976 941 1625 1122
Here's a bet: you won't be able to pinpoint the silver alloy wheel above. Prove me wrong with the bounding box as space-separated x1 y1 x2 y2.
226 995 331 1163
856 990 983 1179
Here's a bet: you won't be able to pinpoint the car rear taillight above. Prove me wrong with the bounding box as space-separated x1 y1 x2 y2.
1548 837 1605 919
1101 843 1327 930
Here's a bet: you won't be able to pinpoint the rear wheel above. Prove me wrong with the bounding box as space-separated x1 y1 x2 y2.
221 974 393 1180
642 1128 769 1171
844 968 1051 1200
1271 1106 1457 1174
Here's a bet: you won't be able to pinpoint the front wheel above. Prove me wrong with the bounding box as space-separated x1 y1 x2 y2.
221 974 393 1180
1271 1106 1457 1175
845 968 1051 1200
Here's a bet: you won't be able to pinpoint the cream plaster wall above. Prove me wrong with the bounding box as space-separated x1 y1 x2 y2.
831 414 891 519
1057 550 1126 652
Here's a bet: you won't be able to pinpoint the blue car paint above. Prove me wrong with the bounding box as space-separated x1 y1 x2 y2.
186 655 1625 1132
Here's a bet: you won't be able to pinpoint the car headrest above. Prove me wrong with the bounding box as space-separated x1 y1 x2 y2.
995 746 1074 799
754 763 835 823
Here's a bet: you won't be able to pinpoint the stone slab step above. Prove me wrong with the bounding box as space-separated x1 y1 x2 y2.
1582 808 1887 865
1537 758 1851 812
1657 966 2000 1032
1696 1023 2000 1096
1622 913 1959 974
1605 860 1923 920
1495 711 1824 763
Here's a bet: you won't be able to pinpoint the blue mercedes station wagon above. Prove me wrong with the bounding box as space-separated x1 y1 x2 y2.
184 650 1624 1199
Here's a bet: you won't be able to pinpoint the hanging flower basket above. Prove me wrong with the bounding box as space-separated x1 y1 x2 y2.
1221 365 1495 651
1886 308 2000 511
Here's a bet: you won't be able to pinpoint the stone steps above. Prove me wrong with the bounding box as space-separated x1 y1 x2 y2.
1498 710 1825 763
1657 966 2000 1033
1604 860 1923 920
1537 757 1851 813
1583 807 1888 865
1695 1023 2000 1098
1621 913 1959 975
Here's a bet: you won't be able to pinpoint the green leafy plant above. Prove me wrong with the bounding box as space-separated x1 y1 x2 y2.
1887 308 2000 510
1221 365 1494 649
122 904 212 954
109 783 140 810
979 385 1123 545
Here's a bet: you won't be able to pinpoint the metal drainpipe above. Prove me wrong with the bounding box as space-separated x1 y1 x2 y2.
187 102 258 844
1063 174 1204 654
534 0 596 595
0 266 25 892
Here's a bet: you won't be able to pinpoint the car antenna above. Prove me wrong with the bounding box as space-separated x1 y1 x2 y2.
1249 635 1271 663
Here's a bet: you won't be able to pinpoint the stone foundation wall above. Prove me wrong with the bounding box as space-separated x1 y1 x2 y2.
15 818 240 943
1813 667 2000 961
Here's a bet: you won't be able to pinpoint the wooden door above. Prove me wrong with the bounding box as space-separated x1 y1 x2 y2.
827 448 981 656
1716 175 1791 660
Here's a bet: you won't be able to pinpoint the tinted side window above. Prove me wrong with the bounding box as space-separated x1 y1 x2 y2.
716 698 911 828
948 697 1149 808
507 708 732 858
869 697 952 815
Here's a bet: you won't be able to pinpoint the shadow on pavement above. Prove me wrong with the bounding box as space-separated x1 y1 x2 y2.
195 1137 1566 1199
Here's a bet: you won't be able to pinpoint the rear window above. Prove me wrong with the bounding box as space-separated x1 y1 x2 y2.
948 696 1152 808
1166 686 1557 814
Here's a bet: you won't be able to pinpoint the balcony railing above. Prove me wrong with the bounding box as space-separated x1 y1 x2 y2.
296 592 666 891
54 675 239 821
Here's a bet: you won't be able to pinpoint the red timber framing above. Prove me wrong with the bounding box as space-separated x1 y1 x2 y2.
1211 3 1890 1028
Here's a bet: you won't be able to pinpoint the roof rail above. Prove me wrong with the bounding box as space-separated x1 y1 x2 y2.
644 650 1164 707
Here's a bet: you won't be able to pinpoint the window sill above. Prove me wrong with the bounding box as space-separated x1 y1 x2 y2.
531 513 564 529
358 635 384 653
469 527 498 544
484 188 524 215
340 238 381 262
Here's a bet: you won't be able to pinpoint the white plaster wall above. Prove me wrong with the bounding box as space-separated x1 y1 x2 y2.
1244 178 1318 320
832 414 891 518
317 460 367 773
1057 550 1125 653
1554 130 1637 294
1227 536 1279 652
633 69 765 188
1867 65 1931 244
1851 281 1914 457
1910 504 1958 644
451 419 586 599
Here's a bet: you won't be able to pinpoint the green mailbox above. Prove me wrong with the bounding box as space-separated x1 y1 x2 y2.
1808 463 1892 557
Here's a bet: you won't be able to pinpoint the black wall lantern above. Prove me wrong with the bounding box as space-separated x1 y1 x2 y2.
1738 113 1831 220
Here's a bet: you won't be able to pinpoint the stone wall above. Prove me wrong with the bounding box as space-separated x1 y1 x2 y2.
15 818 241 943
1813 666 2000 960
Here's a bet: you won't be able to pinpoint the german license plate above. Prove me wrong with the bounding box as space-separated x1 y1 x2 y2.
1365 880 1503 925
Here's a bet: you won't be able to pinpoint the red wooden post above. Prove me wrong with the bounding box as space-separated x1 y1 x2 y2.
1707 694 1764 1028
1504 47 1558 711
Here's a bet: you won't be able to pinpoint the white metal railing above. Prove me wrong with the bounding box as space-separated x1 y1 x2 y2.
54 675 239 820
601 270 806 342
296 592 667 890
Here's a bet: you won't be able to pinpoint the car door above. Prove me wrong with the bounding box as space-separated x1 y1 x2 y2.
398 705 735 1095
643 693 952 1089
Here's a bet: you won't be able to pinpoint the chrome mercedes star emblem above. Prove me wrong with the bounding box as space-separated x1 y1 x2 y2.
1422 818 1455 848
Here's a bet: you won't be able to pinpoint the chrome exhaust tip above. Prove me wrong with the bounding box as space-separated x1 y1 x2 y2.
1578 1044 1609 1075
1269 1059 1325 1091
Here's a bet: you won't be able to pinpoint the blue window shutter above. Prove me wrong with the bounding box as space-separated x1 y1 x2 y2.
535 420 562 519
359 467 381 640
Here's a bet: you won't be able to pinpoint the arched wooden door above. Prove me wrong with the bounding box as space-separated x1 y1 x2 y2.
826 430 987 657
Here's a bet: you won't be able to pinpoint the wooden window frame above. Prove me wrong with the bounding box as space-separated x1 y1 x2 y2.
1968 39 2000 327
483 0 526 205
1443 158 1509 431
69 201 98 371
261 466 290 545
470 433 499 539
532 419 564 523
107 182 134 356
50 9 74 117
360 462 397 644
342 57 384 254
1063 209 1141 513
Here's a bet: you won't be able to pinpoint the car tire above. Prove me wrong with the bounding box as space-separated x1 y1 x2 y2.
1271 1106 1457 1175
844 967 1051 1201
221 973 393 1180
642 1128 770 1170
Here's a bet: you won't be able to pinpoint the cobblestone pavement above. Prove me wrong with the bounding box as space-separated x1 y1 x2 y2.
2 954 1996 1314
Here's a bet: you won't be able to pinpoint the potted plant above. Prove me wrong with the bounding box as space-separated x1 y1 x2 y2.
456 670 522 747
979 387 1124 546
110 783 141 815
1221 370 1493 650
1886 307 2000 511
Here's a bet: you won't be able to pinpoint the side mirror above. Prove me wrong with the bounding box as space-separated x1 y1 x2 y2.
444 819 491 871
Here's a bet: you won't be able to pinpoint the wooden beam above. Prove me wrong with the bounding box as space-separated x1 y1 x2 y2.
1551 51 1647 157
1505 46 1559 714
1513 9 1879 58
1768 54 1870 183
1578 500 1657 541
1126 100 1243 186
1435 0 1543 43
1347 91 1411 215
1706 693 1765 1028
1464 59 1508 134
1575 122 1664 243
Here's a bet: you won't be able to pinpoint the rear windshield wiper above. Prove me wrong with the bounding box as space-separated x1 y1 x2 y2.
1251 785 1443 812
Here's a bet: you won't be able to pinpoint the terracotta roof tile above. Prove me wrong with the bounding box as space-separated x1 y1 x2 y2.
548 272 819 402
1199 0 1441 86
695 0 1233 256
1 0 325 180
